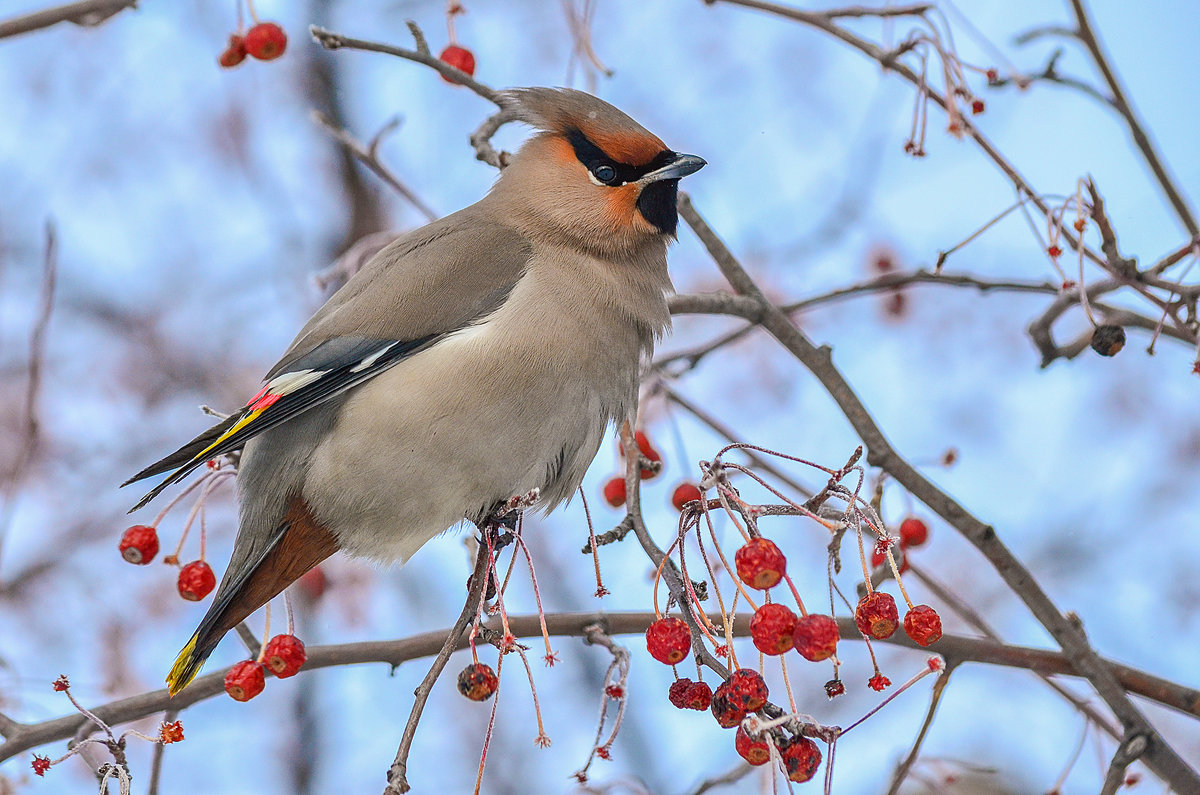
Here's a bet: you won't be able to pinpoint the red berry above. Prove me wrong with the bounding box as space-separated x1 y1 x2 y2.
868 673 891 691
779 735 822 782
683 680 712 710
602 477 626 508
645 617 690 664
903 604 943 646
119 525 159 564
32 754 50 776
793 614 839 662
53 674 70 692
709 681 745 728
985 67 999 83
605 684 624 698
734 537 786 590
1047 245 1063 258
734 726 771 766
971 98 985 114
457 662 499 701
668 678 692 708
855 591 899 639
749 603 796 655
438 44 476 82
898 517 929 547
263 634 307 678
224 660 266 701
243 22 287 61
177 560 216 601
218 34 247 68
823 679 845 698
670 482 702 511
725 668 768 712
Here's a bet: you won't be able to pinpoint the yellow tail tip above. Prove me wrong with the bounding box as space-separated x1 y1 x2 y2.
166 634 202 696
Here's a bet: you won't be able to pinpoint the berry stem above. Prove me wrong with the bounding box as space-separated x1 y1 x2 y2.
471 653 503 795
256 602 271 663
578 488 608 597
511 531 557 665
284 590 294 636
841 658 944 735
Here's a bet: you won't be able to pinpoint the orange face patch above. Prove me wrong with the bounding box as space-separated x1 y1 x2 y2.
577 121 665 168
603 183 644 228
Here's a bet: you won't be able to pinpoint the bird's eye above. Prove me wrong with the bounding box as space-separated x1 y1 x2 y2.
592 164 618 184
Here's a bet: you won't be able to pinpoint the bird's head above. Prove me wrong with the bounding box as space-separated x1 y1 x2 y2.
491 87 705 257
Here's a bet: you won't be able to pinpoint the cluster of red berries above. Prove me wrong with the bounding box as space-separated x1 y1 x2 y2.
600 429 704 513
119 525 218 602
224 633 307 701
456 661 499 701
219 22 288 68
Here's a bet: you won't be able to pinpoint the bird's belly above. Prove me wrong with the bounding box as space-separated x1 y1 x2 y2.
301 332 628 564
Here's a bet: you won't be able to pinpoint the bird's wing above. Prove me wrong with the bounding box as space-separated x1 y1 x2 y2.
124 210 532 510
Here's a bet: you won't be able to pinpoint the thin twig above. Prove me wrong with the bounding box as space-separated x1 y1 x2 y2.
886 662 956 795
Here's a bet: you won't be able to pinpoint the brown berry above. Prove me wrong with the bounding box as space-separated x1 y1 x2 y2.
793 614 839 662
438 44 476 81
243 22 287 61
855 592 899 639
1090 324 1126 357
779 735 822 782
119 525 159 564
670 482 702 511
218 34 247 68
457 662 499 701
725 668 768 712
263 634 307 677
899 517 929 547
734 537 786 590
646 617 690 664
224 660 265 701
668 678 693 709
903 604 943 646
823 679 845 698
602 476 626 508
709 681 745 728
734 726 771 766
177 560 216 601
749 603 796 655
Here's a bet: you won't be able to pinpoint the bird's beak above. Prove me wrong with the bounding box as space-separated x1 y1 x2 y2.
638 153 707 184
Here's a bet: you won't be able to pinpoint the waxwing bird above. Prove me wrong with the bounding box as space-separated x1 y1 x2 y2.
124 87 705 695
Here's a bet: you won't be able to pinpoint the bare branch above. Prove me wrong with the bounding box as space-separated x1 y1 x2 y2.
0 0 135 40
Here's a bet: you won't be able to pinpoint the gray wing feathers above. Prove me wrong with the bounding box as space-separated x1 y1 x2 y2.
268 209 533 378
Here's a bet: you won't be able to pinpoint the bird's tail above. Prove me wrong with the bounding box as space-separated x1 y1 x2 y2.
166 496 339 695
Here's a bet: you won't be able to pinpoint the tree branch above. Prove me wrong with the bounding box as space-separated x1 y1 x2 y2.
0 0 135 40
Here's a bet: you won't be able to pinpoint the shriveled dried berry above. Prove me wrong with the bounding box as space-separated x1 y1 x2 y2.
159 720 184 744
119 525 159 564
793 614 839 662
709 681 745 728
734 537 786 590
645 617 690 664
725 668 768 712
749 602 797 655
904 604 943 646
457 662 499 701
779 735 822 782
32 754 51 776
668 678 693 709
683 680 712 710
263 634 307 678
1090 324 1126 357
734 726 771 766
224 660 266 702
868 673 891 691
855 591 899 639
824 679 845 698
